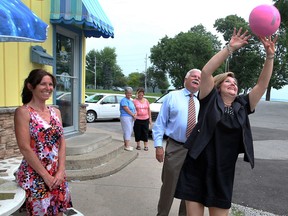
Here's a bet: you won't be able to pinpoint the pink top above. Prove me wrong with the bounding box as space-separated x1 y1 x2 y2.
133 98 150 120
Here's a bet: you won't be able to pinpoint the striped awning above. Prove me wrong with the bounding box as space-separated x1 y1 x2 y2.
50 0 114 38
0 0 48 42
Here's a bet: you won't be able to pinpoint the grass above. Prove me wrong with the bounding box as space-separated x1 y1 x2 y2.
230 206 245 216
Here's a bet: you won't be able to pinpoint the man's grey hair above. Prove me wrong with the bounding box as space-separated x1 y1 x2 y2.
185 68 201 79
124 87 133 93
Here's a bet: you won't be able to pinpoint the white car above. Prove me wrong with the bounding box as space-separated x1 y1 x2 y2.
149 92 172 132
85 93 125 123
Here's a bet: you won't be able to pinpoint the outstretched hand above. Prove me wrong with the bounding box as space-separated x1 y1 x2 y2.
259 35 278 56
229 27 251 52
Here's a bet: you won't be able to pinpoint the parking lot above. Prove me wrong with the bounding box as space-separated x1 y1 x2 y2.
83 100 288 215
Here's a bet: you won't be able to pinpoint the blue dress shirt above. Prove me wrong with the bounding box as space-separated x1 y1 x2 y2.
152 88 199 147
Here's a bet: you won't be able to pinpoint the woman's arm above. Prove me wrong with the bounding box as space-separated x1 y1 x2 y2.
200 28 250 99
14 107 54 189
122 106 136 118
148 100 152 124
248 36 278 111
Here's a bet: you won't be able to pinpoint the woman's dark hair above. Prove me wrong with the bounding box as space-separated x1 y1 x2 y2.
21 69 56 104
136 87 145 94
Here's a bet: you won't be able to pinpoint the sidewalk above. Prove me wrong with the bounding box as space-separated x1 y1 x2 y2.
68 127 193 216
68 101 288 215
68 126 282 216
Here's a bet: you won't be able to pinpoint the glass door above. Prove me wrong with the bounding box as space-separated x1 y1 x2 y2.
55 27 79 132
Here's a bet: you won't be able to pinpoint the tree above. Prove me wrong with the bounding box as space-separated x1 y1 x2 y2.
86 47 126 89
266 27 288 100
112 64 127 87
99 47 116 89
274 0 288 28
214 15 264 93
146 66 169 93
150 24 221 88
127 72 145 89
86 50 97 88
269 0 288 101
214 14 288 99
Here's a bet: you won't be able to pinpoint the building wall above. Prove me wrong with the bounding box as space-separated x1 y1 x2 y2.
0 0 53 107
0 108 20 159
0 0 87 159
0 105 87 160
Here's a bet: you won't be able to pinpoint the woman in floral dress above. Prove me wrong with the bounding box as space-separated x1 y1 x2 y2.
14 69 72 216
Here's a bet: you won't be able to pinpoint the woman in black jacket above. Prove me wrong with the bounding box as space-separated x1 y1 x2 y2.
175 28 278 216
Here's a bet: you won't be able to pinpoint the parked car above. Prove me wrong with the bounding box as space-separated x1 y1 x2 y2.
149 90 176 132
112 86 124 91
56 92 89 127
149 92 169 132
56 91 88 100
85 93 125 123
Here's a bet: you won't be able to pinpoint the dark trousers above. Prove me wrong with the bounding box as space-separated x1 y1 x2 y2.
133 119 149 142
157 138 188 216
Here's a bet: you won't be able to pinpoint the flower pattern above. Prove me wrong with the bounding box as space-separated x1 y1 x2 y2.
15 106 72 216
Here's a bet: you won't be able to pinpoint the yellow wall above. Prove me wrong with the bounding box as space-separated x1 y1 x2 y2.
0 0 53 107
0 0 87 107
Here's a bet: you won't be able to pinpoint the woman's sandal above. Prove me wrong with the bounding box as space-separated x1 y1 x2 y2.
144 146 148 151
136 146 141 150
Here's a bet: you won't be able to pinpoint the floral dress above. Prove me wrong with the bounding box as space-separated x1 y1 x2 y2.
15 105 72 216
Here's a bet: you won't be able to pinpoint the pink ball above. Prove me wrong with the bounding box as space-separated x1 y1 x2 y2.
249 4 281 37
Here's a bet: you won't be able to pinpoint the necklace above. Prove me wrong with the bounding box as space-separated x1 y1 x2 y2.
224 102 232 107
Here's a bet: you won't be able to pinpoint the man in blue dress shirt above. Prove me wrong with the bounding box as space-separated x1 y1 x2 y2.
153 68 201 216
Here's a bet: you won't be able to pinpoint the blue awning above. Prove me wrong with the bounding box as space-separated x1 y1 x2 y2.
0 0 48 42
50 0 114 38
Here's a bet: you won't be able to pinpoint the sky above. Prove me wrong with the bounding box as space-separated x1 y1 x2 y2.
86 0 287 101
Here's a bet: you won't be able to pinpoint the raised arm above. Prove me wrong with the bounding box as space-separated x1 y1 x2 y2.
248 35 278 111
200 28 251 99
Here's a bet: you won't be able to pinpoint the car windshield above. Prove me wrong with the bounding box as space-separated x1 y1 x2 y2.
85 94 104 103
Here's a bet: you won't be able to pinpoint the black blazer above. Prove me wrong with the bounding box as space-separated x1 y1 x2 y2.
184 88 255 168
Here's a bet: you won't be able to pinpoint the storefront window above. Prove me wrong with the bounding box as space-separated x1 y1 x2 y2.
56 33 74 128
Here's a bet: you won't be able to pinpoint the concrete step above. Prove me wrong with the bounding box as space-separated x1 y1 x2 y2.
66 150 138 181
66 132 112 155
66 138 125 170
65 130 138 181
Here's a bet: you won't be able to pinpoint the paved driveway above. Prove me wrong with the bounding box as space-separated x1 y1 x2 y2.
84 100 288 215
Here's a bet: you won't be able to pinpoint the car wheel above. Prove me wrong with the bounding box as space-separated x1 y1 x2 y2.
86 110 97 123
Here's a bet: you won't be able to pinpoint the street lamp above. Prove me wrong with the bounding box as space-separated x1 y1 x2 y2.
86 57 97 89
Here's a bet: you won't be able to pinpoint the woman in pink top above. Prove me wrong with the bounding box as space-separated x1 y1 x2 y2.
133 87 152 151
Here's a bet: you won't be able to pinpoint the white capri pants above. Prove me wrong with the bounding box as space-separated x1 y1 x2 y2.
120 116 134 140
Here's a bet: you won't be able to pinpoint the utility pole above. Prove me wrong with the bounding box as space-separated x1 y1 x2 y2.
144 54 147 91
94 56 97 89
